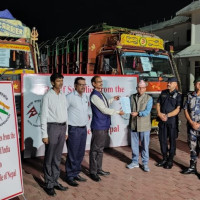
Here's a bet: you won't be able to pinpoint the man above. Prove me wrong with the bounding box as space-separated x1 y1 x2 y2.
65 77 89 187
182 77 200 174
156 77 182 169
127 80 153 172
89 75 124 182
41 73 68 196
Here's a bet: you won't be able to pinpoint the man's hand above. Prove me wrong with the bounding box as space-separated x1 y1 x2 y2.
66 135 68 140
42 138 48 144
114 96 120 101
159 113 167 121
119 110 125 115
131 112 138 117
191 122 200 130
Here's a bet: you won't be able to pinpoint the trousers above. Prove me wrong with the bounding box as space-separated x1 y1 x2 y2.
89 129 108 174
158 121 177 160
43 123 66 188
65 126 87 180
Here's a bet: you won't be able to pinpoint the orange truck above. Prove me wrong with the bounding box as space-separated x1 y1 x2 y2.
0 10 39 117
39 23 181 129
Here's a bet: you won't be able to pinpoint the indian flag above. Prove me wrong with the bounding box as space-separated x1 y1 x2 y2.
0 100 10 115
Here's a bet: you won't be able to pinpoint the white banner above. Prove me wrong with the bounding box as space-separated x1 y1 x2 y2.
0 82 23 200
22 74 138 158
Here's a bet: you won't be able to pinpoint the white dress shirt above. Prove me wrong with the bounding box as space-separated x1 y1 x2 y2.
66 90 90 126
40 88 68 138
90 91 120 115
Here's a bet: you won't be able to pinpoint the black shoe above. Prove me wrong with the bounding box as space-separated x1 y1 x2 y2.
181 167 196 174
164 161 173 169
45 187 56 196
97 170 110 176
90 174 101 182
65 179 79 187
156 159 167 167
54 183 68 191
74 175 87 182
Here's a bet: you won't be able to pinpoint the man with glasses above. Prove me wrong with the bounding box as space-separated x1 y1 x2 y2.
156 77 182 169
127 80 153 172
89 75 124 182
65 77 89 187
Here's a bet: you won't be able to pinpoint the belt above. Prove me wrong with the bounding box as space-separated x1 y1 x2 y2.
68 125 86 128
48 122 66 126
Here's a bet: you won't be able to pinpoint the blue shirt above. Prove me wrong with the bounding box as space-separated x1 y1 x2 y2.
66 90 90 126
138 97 153 117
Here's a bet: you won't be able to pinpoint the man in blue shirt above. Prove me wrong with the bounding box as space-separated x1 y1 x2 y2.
65 77 89 187
127 80 153 172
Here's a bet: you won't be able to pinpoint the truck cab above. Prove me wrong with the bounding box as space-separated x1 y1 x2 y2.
0 10 38 114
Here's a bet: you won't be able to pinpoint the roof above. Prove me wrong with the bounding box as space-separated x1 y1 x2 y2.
139 16 190 32
175 45 200 58
176 0 200 16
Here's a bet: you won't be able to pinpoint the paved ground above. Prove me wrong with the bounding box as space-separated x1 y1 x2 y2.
11 110 200 200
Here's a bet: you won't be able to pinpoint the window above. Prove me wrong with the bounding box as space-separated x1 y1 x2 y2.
187 29 191 42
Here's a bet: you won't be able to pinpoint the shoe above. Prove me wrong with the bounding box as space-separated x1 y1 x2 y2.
126 162 139 169
90 174 101 182
181 167 196 174
74 175 87 182
164 161 173 169
65 179 79 187
142 165 150 172
45 187 56 196
181 160 197 174
54 183 68 191
156 159 167 167
97 170 110 176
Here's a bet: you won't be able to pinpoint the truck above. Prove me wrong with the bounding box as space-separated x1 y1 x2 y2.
0 9 39 118
39 23 181 130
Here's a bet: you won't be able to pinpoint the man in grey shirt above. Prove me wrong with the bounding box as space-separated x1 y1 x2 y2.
65 77 89 187
41 73 68 196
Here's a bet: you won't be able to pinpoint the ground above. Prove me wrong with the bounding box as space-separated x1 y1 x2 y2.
11 110 200 200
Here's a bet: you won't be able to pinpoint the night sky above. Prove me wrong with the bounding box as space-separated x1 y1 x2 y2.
0 0 193 42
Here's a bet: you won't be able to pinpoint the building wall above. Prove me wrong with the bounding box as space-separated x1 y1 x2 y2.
149 22 191 94
152 22 191 50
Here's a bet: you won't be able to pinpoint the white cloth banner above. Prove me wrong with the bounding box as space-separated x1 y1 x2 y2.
0 82 23 200
22 74 138 158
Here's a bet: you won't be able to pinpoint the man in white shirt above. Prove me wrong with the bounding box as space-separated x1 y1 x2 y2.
65 77 89 187
89 75 124 182
40 73 68 196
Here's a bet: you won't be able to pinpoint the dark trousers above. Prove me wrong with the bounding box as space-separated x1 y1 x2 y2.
89 129 108 174
158 122 177 161
43 123 66 189
65 126 87 180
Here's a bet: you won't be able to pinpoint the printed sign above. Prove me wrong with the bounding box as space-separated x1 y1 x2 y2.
120 34 164 50
0 19 31 38
22 74 138 158
0 82 23 200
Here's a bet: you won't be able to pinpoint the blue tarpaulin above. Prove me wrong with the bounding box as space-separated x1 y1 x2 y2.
0 9 15 19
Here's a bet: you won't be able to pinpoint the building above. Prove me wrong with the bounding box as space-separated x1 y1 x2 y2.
140 0 200 94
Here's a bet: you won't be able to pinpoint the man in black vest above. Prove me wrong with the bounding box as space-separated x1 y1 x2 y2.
89 75 124 182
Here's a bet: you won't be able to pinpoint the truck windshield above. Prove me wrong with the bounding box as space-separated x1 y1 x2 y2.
120 52 174 77
0 48 34 69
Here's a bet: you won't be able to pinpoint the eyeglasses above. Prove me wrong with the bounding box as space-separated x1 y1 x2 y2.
77 83 87 87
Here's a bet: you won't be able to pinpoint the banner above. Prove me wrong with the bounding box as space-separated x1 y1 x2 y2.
22 74 138 158
0 82 23 200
